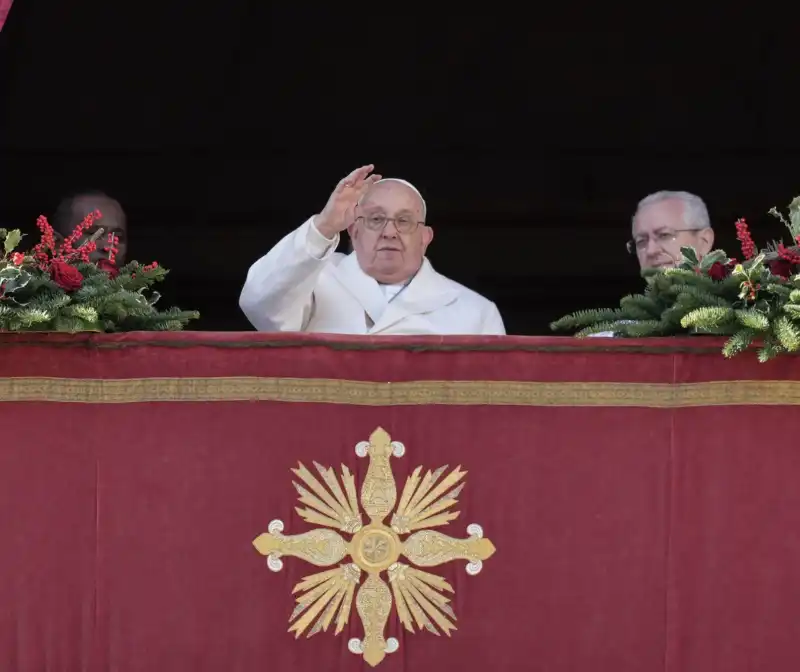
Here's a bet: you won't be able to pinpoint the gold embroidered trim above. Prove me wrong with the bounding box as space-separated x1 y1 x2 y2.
0 376 797 407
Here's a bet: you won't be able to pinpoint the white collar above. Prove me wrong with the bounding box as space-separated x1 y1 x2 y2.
332 254 458 331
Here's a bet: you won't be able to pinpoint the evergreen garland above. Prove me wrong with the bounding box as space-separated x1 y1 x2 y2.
551 196 800 362
0 210 198 333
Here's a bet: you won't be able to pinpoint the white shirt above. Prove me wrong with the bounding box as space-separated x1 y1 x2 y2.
380 283 405 301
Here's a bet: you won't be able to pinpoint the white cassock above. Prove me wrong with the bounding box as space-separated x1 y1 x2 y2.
239 217 506 335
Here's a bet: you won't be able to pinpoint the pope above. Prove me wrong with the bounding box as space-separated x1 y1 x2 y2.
239 165 505 335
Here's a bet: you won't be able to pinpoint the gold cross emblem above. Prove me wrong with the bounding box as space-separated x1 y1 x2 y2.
253 427 496 667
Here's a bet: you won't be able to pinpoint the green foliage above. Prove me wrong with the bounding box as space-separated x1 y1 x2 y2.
769 196 800 240
721 328 758 358
551 206 800 362
3 229 22 254
0 227 198 333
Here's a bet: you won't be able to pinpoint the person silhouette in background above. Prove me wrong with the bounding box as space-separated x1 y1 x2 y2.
52 190 129 267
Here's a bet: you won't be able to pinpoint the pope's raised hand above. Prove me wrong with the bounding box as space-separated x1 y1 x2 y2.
314 165 381 239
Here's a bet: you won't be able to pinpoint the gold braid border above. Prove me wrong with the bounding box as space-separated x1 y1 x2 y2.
0 376 798 407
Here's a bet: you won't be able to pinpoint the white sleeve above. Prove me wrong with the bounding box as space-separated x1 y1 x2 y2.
239 217 339 331
481 302 506 335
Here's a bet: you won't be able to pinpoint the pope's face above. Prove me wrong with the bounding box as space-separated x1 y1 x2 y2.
349 182 433 284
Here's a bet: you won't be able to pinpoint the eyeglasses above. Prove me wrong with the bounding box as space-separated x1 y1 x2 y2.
626 229 698 254
356 214 424 234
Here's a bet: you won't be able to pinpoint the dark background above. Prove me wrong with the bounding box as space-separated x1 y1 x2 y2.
1 6 797 334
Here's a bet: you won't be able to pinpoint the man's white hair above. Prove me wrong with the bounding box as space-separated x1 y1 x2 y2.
361 178 427 219
632 190 710 232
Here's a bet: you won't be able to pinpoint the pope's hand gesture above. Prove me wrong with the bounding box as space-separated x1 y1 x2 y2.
314 165 381 239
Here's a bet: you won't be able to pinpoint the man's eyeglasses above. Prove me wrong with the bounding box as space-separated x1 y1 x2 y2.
626 229 697 254
357 214 423 234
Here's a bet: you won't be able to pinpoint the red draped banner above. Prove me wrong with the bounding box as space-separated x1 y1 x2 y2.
0 0 13 31
1 332 799 672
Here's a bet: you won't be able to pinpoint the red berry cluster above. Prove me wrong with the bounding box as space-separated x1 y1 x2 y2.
104 232 119 265
129 262 158 280
32 216 57 268
769 240 800 279
62 210 100 263
777 242 800 265
743 280 761 301
735 218 757 260
32 210 103 270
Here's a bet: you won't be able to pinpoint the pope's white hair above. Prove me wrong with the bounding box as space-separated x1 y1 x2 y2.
632 190 710 232
360 178 427 219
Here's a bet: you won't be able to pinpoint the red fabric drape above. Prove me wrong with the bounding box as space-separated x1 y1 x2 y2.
0 0 13 31
1 333 799 672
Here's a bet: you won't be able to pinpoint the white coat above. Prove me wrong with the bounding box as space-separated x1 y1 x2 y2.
239 218 506 336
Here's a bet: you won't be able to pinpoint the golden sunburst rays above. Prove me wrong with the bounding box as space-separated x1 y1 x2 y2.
288 564 361 638
388 563 457 636
391 464 466 534
292 461 363 534
252 427 496 668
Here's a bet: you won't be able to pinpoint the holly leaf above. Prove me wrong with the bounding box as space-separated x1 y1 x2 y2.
789 196 800 238
747 253 766 275
680 246 699 266
699 249 727 270
0 268 32 293
3 229 22 254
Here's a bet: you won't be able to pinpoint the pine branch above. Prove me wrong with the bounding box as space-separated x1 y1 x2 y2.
773 316 800 351
673 286 731 308
734 309 770 331
757 335 785 363
722 329 759 358
680 306 736 331
550 308 622 331
618 320 664 337
574 321 626 337
619 295 661 320
764 283 793 298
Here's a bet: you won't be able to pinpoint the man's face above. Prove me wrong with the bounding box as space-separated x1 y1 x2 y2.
70 196 128 265
348 182 433 284
632 199 713 270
